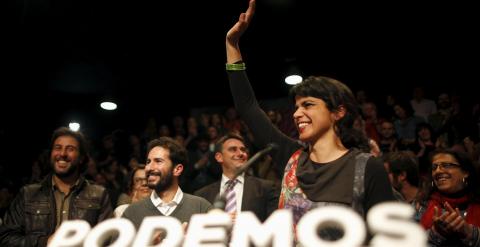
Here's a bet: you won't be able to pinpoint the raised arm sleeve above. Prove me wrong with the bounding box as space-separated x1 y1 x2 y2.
227 70 300 168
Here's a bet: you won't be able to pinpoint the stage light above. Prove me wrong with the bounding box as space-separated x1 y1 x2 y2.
100 101 117 111
69 122 80 131
284 58 303 85
285 74 303 85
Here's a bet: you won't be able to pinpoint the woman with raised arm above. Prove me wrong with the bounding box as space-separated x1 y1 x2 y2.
225 0 394 239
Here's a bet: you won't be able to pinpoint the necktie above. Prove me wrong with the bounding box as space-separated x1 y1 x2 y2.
224 179 238 214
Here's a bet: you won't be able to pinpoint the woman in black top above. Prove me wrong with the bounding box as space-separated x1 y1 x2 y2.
225 0 394 237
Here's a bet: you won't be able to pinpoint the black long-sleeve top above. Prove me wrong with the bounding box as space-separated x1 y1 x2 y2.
227 70 394 214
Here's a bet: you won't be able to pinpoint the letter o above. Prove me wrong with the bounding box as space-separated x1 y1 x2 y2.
83 218 136 247
297 206 366 247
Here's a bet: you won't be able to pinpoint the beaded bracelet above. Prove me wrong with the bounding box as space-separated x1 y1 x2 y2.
225 62 246 71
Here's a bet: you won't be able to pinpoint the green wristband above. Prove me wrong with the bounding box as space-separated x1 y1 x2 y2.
226 62 246 71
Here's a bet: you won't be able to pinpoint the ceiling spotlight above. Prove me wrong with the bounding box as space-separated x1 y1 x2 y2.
285 74 303 85
69 122 80 131
100 101 117 111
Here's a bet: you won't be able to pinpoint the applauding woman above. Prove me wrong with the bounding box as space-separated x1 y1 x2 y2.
417 149 480 246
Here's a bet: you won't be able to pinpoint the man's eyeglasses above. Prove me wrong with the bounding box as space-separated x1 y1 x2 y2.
431 162 461 171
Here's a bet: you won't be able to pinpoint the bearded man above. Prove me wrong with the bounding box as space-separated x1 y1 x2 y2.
0 127 112 247
122 137 212 230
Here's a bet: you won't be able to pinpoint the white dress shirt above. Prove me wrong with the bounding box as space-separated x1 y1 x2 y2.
220 173 244 214
150 187 184 216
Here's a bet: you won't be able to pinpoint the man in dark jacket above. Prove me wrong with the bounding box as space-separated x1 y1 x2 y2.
195 133 278 222
0 127 112 247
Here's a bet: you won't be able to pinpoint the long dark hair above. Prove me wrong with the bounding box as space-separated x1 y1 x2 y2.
289 76 369 150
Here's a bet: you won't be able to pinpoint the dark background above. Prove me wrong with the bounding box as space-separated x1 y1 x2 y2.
1 0 478 175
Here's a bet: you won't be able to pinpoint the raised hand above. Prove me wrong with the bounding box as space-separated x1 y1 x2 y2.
226 0 256 64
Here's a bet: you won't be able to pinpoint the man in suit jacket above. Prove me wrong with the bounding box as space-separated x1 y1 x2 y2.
194 133 278 222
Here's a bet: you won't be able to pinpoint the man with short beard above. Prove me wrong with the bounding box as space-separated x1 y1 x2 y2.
0 127 113 247
122 137 212 230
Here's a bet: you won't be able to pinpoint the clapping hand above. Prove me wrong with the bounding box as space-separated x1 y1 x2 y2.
432 202 473 239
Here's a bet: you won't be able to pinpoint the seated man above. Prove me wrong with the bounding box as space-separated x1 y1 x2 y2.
383 151 420 203
0 127 112 247
122 137 212 229
195 133 278 222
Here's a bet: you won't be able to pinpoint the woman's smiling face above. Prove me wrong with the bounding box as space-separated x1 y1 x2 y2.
432 153 469 194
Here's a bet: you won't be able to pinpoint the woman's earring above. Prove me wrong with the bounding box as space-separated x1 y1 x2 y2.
463 177 468 186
